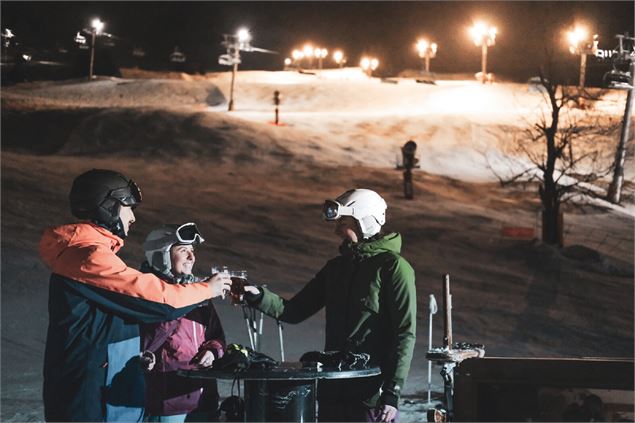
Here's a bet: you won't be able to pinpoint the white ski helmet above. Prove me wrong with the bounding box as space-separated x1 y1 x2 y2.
322 189 387 239
142 223 204 275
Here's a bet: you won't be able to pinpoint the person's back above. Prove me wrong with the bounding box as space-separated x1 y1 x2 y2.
40 169 230 422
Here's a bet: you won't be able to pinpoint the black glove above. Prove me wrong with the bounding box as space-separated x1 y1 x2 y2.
243 286 264 304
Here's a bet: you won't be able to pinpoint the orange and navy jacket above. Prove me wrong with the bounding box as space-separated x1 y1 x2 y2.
40 222 213 422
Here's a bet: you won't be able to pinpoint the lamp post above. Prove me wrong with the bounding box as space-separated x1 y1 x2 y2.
333 50 346 68
416 38 438 73
567 26 598 89
607 33 635 204
303 44 314 68
469 21 496 84
360 56 379 77
315 47 328 69
88 18 104 80
227 27 251 111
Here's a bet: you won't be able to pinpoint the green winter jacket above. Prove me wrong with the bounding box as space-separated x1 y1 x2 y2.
252 232 416 408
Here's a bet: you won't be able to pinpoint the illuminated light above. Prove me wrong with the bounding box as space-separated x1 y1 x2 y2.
370 58 379 70
333 50 344 63
292 49 304 60
237 27 251 43
316 48 328 58
567 26 589 54
469 21 496 46
91 18 104 34
416 39 429 56
303 44 314 58
431 43 438 54
284 58 292 66
360 56 370 70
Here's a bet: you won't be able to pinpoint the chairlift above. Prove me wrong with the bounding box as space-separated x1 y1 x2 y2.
602 34 634 90
74 32 86 45
102 34 116 48
169 46 186 63
604 70 633 90
132 47 146 58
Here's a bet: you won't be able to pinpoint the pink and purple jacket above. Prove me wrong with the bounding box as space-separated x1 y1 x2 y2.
141 284 226 416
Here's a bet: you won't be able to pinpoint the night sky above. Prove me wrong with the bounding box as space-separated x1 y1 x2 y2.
2 1 634 80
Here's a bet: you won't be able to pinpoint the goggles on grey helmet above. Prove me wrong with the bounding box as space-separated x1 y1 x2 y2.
176 222 204 244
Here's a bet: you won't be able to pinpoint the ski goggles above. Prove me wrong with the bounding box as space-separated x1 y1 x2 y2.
108 179 142 208
322 200 354 221
176 222 205 244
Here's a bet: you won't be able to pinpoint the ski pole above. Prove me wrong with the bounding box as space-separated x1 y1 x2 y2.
277 319 285 362
242 306 255 350
428 294 438 404
258 311 264 351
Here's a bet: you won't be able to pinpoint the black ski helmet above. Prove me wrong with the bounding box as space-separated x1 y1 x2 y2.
69 169 142 233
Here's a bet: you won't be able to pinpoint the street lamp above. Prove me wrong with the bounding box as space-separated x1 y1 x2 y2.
360 56 379 77
416 38 438 73
227 27 251 111
237 28 251 46
315 47 328 69
219 27 276 111
88 18 104 80
291 49 304 68
333 50 346 68
303 44 314 68
469 21 497 83
566 25 598 89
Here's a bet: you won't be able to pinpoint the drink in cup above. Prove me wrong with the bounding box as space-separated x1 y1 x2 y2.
230 270 248 305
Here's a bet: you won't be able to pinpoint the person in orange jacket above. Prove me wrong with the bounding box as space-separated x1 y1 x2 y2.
40 169 231 422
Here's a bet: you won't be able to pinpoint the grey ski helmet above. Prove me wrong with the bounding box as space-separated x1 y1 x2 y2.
322 189 387 239
142 223 205 276
69 169 142 237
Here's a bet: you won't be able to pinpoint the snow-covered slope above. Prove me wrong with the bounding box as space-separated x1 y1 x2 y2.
1 69 633 422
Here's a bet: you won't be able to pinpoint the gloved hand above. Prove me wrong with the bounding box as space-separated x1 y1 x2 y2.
140 350 156 371
191 350 215 368
242 285 263 304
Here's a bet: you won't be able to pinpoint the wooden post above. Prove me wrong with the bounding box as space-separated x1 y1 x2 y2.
443 274 452 349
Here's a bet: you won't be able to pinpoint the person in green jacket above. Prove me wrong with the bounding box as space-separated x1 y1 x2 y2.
244 188 416 422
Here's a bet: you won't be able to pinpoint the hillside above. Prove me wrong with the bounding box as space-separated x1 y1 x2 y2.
1 68 633 422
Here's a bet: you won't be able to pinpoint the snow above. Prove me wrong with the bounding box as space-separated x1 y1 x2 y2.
1 68 633 422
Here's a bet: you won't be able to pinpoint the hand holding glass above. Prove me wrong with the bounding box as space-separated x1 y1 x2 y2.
209 266 232 299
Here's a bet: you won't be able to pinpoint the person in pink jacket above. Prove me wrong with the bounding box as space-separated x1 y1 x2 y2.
140 223 226 422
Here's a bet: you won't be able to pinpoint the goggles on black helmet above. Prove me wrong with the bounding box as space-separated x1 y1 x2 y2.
106 179 142 208
322 200 354 221
176 222 205 244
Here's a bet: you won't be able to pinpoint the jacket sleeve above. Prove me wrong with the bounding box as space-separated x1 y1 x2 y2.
201 302 226 359
59 275 203 323
253 266 328 324
381 256 417 408
141 320 180 353
50 241 212 309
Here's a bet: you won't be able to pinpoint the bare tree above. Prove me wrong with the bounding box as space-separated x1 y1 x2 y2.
489 71 619 246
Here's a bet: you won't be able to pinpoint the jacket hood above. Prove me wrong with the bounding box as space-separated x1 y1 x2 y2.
40 222 124 269
340 232 402 259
